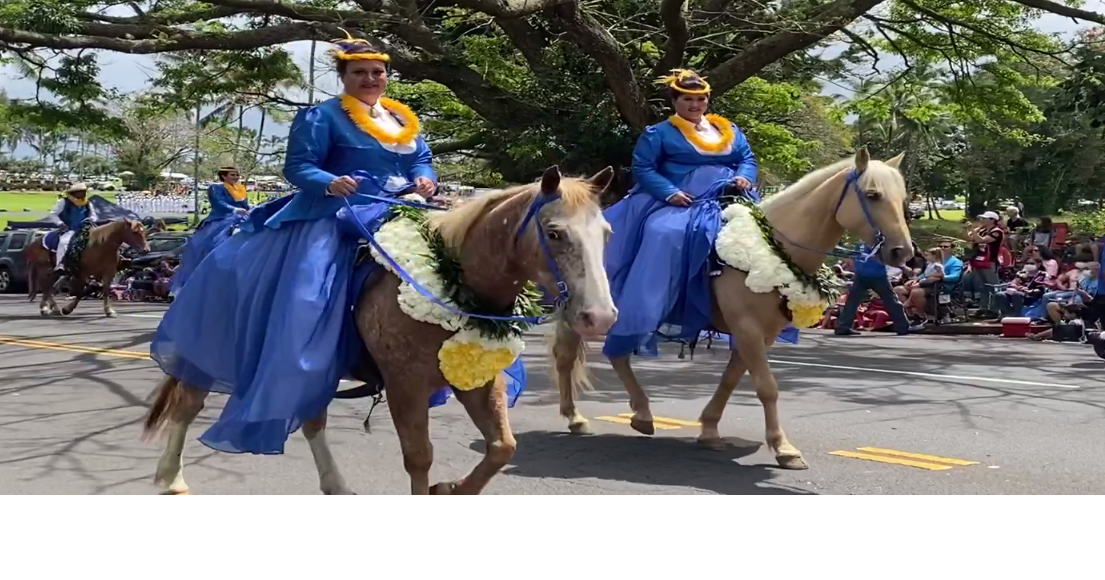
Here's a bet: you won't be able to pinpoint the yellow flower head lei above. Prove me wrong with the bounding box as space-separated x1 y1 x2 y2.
657 69 734 153
329 29 390 63
656 69 712 95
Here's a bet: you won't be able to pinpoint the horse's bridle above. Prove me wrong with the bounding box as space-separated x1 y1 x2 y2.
771 168 888 262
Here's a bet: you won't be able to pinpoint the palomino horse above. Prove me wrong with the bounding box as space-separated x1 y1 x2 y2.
23 220 150 318
142 166 618 495
553 148 911 469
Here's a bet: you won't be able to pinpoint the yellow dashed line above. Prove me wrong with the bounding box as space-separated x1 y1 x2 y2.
856 447 979 466
616 413 701 428
594 416 682 430
830 447 979 471
0 335 150 360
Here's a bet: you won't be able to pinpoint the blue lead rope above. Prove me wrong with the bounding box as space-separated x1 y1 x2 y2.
768 169 886 262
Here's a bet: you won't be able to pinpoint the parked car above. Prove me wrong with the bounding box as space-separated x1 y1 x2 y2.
0 228 47 293
123 231 190 268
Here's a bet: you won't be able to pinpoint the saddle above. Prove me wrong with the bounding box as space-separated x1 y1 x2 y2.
42 230 61 252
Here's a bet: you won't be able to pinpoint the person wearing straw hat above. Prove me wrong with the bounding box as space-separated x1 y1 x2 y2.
149 32 438 456
602 68 798 367
44 182 99 272
169 165 250 295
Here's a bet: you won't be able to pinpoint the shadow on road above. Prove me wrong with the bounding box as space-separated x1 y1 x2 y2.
475 430 815 495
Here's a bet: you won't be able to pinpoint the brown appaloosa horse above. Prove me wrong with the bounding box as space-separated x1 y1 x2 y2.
142 167 618 495
23 219 150 318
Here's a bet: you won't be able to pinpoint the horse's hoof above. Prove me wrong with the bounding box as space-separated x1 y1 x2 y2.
159 489 191 495
60 309 72 317
697 437 727 451
39 309 50 317
430 481 458 495
776 454 809 470
630 417 655 436
105 310 118 318
568 421 593 435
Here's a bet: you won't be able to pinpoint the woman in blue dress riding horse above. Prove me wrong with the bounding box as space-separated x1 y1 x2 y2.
603 69 799 360
169 165 250 295
150 35 439 455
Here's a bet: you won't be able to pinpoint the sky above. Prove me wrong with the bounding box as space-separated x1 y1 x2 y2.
2 3 1103 159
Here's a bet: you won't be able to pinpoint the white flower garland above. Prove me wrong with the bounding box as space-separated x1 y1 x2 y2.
715 203 827 327
370 197 525 389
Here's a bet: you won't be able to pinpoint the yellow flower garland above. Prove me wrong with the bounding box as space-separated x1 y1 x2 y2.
66 194 89 207
438 333 520 391
340 94 420 146
225 182 248 202
669 114 735 154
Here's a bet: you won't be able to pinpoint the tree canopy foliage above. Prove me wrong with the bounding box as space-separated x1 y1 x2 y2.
3 1 1105 192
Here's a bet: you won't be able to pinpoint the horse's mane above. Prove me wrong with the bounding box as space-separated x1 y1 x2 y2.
759 158 852 210
431 177 599 249
88 220 138 246
760 157 906 211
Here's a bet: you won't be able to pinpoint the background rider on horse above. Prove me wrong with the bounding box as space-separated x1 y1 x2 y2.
45 183 99 274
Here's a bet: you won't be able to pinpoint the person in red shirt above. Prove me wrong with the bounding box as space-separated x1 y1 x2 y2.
967 211 1005 318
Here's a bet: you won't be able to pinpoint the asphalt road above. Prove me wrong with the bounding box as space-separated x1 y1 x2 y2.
1 294 1103 495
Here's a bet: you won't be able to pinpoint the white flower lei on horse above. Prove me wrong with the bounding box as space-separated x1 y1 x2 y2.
715 200 831 329
369 196 526 390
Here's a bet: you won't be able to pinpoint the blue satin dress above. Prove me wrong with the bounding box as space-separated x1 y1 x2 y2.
602 119 799 358
169 183 250 295
150 96 459 455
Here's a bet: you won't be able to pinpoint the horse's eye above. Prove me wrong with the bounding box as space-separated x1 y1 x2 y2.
546 229 561 241
865 190 882 200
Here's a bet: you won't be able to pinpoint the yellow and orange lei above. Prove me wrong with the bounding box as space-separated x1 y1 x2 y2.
340 94 420 146
225 182 248 202
669 113 735 154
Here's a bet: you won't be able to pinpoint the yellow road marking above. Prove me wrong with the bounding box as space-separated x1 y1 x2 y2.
856 447 979 466
829 450 953 471
0 335 150 361
616 413 701 428
594 416 682 430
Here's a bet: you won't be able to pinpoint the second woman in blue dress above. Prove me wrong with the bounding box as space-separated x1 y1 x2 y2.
169 166 250 295
603 69 798 359
150 37 438 455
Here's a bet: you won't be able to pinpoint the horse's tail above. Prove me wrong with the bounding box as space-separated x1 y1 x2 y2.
142 375 183 441
26 258 37 301
545 323 594 397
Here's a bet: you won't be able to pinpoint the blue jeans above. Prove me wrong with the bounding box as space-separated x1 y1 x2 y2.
837 275 911 333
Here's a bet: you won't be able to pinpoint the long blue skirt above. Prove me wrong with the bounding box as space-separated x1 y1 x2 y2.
152 207 529 455
169 215 241 296
602 165 799 359
151 217 357 454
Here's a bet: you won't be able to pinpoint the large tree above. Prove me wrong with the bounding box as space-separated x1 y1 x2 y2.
3 0 1105 183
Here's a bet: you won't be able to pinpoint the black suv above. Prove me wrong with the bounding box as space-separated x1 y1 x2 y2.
0 229 46 293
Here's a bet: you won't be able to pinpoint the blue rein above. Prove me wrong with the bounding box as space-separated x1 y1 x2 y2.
769 169 886 262
338 174 568 325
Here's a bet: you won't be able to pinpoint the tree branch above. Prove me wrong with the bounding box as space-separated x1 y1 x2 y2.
452 0 575 18
0 22 325 53
550 3 652 130
495 17 552 74
431 134 485 155
706 0 888 96
1008 0 1105 27
652 0 690 79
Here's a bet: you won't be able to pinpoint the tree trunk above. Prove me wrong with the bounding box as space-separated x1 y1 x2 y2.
234 104 245 164
255 108 267 166
193 103 202 225
308 40 317 105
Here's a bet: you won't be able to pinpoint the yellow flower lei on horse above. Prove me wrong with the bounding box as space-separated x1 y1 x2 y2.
669 114 735 154
66 194 89 207
225 182 248 202
340 94 421 146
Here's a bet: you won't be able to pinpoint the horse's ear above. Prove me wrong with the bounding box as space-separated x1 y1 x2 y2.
587 166 615 194
855 147 870 172
885 152 905 169
540 165 561 196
